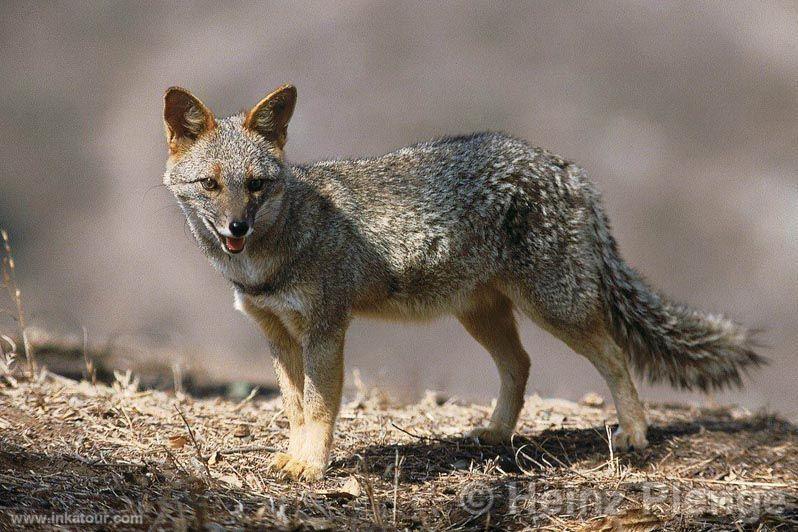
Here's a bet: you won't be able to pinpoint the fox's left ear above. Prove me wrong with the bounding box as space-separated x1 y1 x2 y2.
243 84 297 151
163 87 215 155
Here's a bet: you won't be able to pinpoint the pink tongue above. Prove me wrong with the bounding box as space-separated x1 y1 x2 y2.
225 237 245 252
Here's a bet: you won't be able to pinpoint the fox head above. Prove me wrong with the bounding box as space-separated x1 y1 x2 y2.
162 85 296 255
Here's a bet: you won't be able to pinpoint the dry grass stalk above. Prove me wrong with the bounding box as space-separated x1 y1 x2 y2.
0 229 34 376
392 447 405 526
81 326 96 386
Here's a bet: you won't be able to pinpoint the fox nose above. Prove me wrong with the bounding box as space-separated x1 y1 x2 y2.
229 220 249 237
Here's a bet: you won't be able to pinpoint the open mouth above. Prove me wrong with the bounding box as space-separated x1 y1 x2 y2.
223 236 246 254
203 218 247 254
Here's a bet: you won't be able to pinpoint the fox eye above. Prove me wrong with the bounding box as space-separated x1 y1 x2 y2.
201 178 218 191
246 179 265 193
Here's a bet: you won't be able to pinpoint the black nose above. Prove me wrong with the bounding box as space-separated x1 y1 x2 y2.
229 220 249 237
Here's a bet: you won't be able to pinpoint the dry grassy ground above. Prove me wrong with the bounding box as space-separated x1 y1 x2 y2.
0 370 795 531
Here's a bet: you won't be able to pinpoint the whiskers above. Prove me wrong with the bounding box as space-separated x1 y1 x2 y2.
142 181 179 215
142 182 170 202
149 203 182 216
182 217 199 249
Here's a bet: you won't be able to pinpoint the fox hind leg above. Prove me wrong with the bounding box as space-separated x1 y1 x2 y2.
501 266 648 450
593 335 649 450
563 330 649 450
457 287 530 444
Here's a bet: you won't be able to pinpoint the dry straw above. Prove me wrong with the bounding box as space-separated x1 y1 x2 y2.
0 372 795 530
1 229 35 376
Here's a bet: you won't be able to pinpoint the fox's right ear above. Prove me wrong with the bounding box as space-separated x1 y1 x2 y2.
163 87 215 155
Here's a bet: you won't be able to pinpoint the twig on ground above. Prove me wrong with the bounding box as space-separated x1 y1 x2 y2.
390 421 478 447
217 444 278 456
231 386 260 412
605 422 618 476
671 476 793 488
175 405 212 479
526 438 591 480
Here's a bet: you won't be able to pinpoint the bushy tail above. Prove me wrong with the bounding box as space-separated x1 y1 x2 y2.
590 201 766 391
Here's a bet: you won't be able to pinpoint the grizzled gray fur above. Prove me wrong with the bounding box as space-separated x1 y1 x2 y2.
163 85 764 481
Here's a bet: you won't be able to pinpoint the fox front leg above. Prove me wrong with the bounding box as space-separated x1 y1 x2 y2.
268 340 305 456
234 296 309 458
270 323 346 481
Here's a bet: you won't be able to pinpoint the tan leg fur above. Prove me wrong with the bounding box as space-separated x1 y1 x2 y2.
557 328 649 449
457 286 531 444
276 331 345 481
239 298 346 480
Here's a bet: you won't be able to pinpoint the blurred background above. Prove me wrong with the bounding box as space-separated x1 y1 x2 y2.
0 1 795 417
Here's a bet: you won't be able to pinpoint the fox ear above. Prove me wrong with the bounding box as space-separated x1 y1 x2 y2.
163 87 215 154
243 84 297 151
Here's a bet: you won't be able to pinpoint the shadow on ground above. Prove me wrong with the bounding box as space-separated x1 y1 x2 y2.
342 414 797 482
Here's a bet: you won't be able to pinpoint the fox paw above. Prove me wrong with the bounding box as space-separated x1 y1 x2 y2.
467 427 511 445
269 452 325 481
612 426 649 451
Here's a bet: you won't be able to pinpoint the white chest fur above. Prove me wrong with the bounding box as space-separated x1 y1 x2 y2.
211 252 273 286
233 286 309 339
